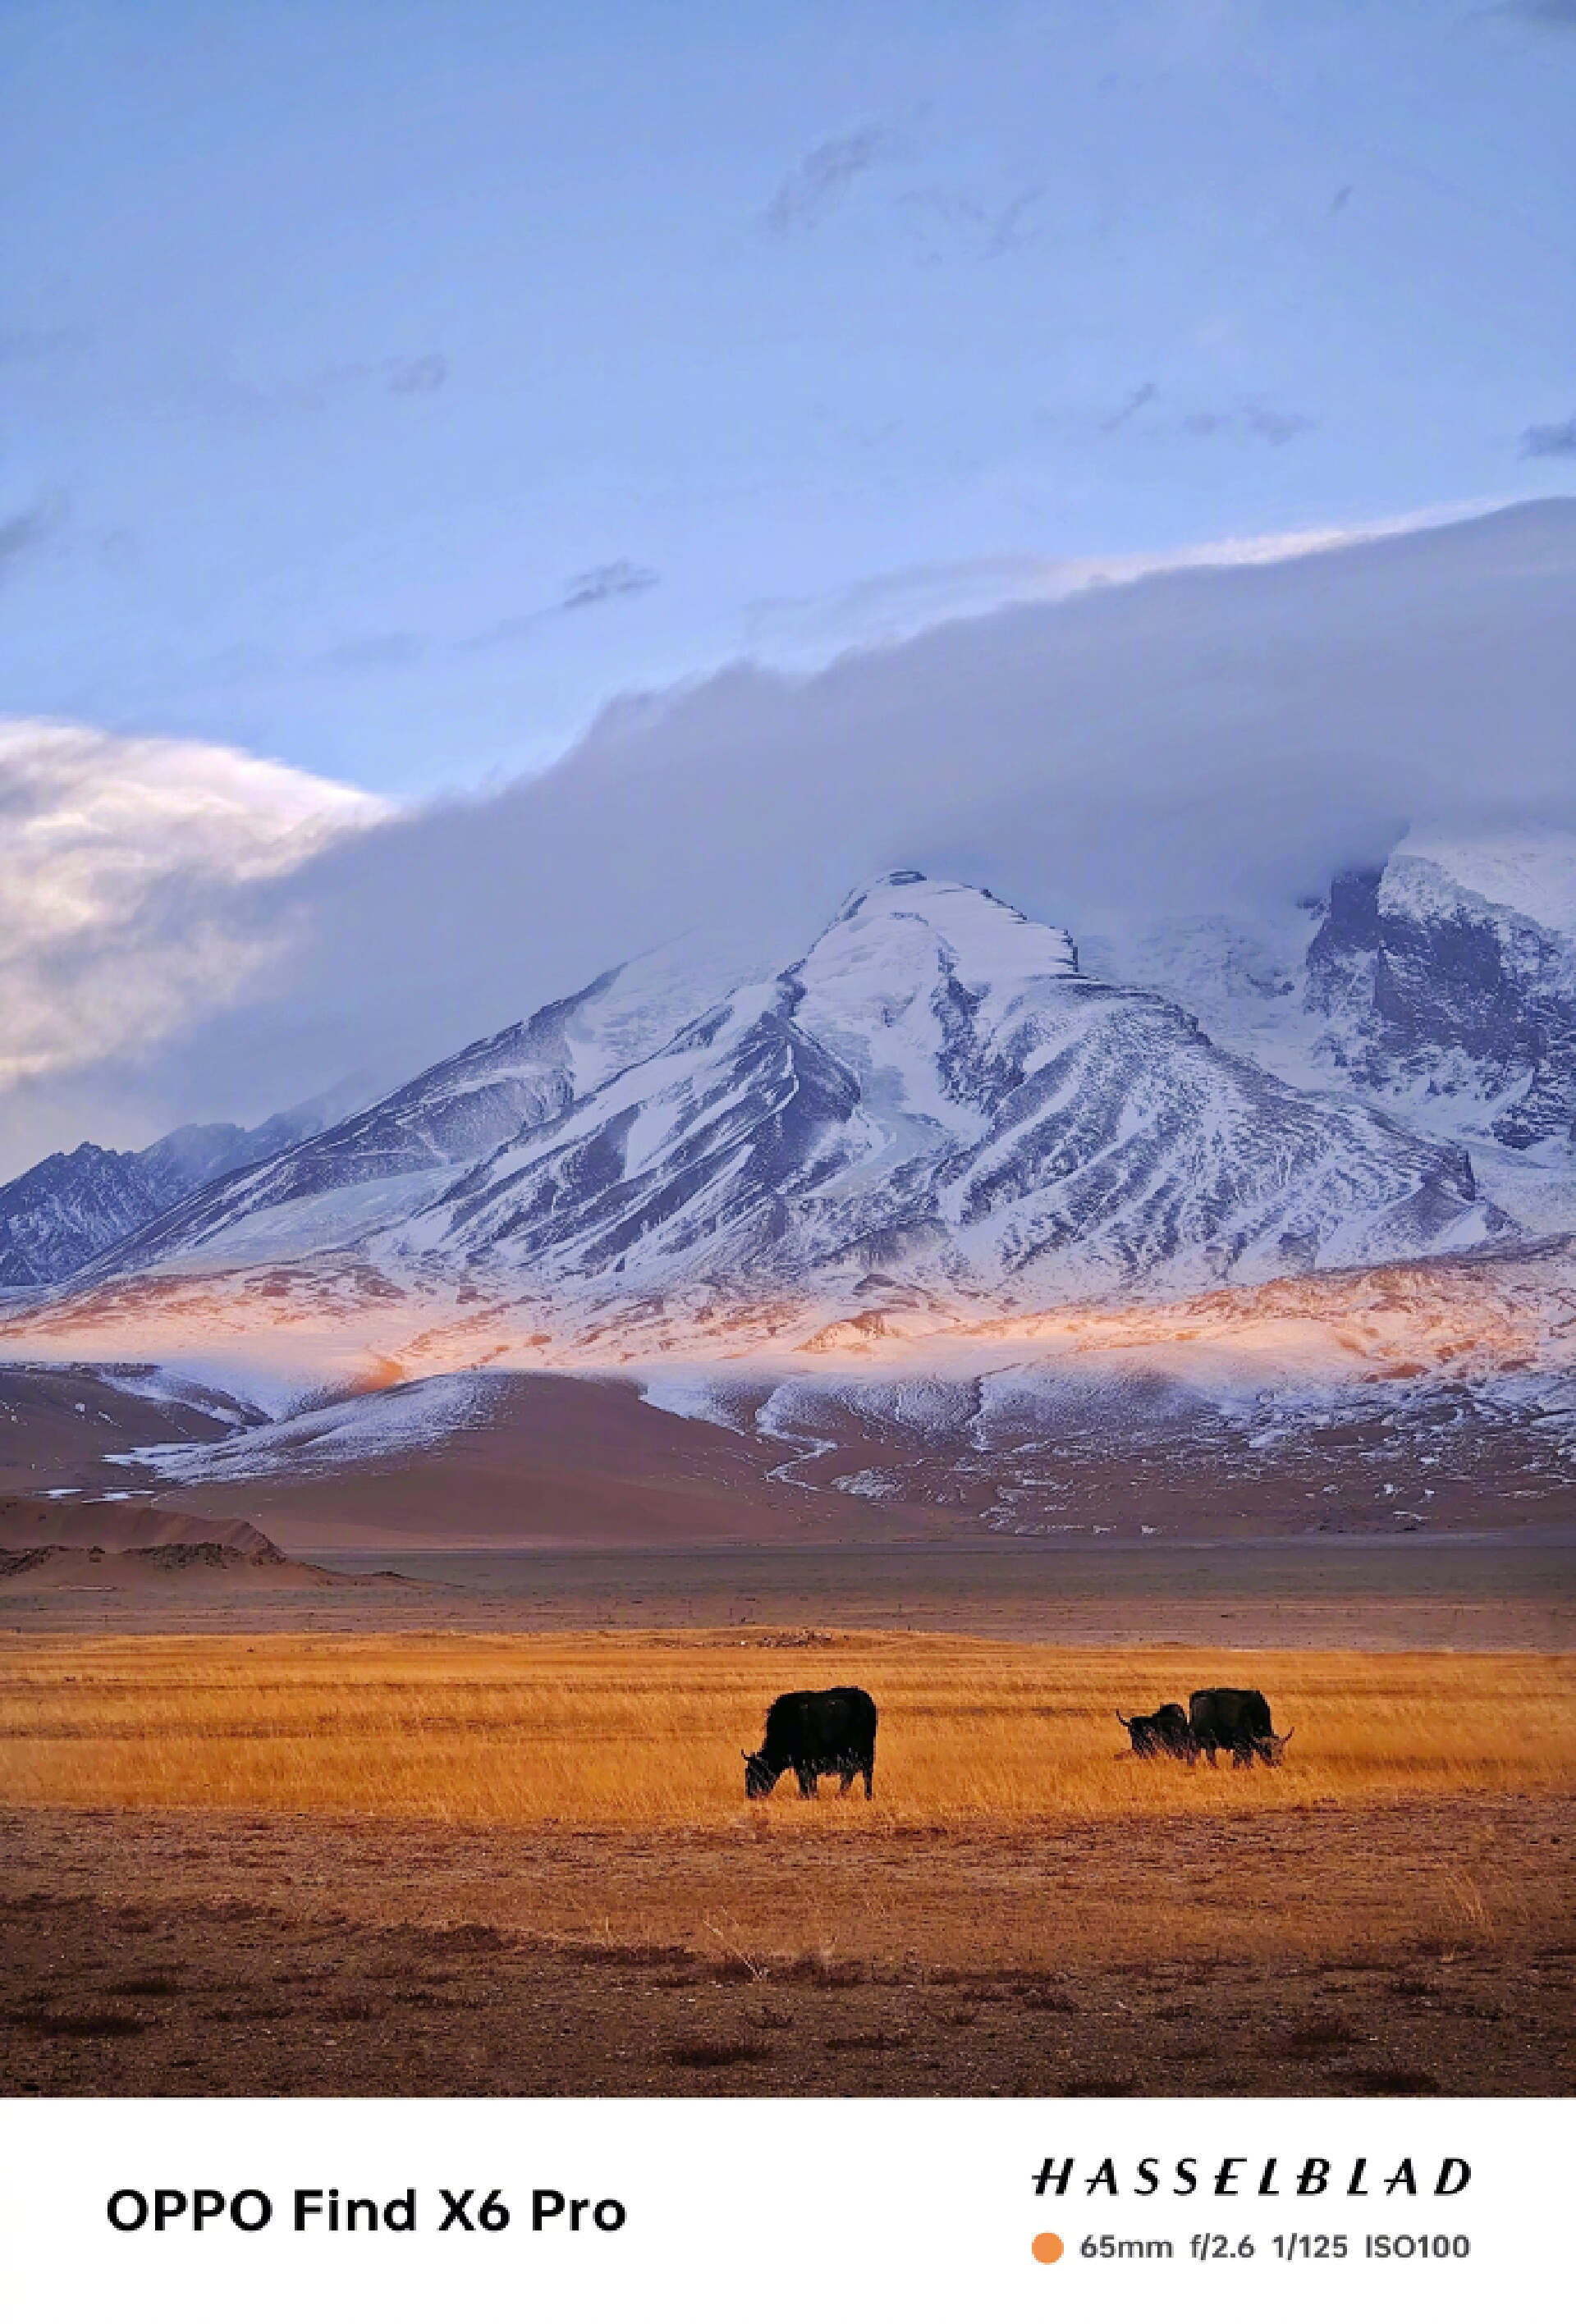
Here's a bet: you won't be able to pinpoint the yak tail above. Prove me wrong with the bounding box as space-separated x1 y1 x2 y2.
1115 1711 1131 1730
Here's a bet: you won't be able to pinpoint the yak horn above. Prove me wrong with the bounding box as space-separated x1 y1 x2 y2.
1277 1727 1295 1745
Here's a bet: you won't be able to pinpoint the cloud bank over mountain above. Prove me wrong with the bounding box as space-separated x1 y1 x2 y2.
5 498 1574 1175
0 722 388 1167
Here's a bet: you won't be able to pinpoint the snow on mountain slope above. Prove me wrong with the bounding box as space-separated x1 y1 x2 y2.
0 1089 361 1288
1079 831 1576 1236
626 1234 1576 1533
80 945 734 1283
380 872 1508 1307
111 1369 506 1486
1079 906 1313 1079
1396 828 1576 942
1304 830 1576 1151
0 1145 169 1289
8 871 1521 1361
102 1237 1576 1535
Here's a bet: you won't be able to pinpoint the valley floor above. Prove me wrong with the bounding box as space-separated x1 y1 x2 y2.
2 1630 1571 2098
4 1532 1572 1645
2 1799 1570 2098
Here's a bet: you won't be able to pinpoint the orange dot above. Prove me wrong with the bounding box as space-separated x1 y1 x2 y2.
1032 2233 1065 2265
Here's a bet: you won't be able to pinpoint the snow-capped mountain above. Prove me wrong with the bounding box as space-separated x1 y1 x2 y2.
0 1145 171 1289
0 1092 361 1288
77 943 745 1283
1304 832 1576 1151
57 873 1509 1330
1084 829 1576 1240
401 872 1505 1306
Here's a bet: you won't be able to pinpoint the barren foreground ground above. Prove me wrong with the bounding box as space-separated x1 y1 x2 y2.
2 1631 1571 2096
5 1533 1570 1648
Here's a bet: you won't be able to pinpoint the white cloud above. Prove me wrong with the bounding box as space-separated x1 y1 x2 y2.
0 721 390 1093
3 498 1574 1176
744 499 1505 661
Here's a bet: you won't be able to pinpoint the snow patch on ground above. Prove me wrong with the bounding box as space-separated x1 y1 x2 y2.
833 1468 903 1498
635 1367 756 1433
114 1370 504 1485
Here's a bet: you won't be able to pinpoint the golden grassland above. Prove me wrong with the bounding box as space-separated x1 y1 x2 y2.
2 1631 1574 1981
2 1629 1571 1828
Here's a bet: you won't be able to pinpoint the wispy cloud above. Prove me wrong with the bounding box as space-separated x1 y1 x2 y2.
317 631 428 671
1091 388 1313 447
216 351 449 419
386 354 447 396
1182 400 1317 447
460 560 662 652
762 130 883 234
897 184 1044 266
1519 414 1576 459
560 560 659 612
743 503 1502 662
1100 382 1158 434
460 612 540 653
0 500 66 588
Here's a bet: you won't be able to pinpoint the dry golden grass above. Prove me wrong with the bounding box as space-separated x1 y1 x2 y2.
3 1631 1574 1997
1 1629 1571 1829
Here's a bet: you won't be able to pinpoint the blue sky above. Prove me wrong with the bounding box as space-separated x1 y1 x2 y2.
3 0 1575 801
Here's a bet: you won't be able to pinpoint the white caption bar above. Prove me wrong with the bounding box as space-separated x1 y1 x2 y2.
0 2096 1565 2323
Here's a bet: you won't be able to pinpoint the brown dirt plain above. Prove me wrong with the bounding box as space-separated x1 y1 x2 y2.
6 1526 1573 1647
12 1363 1576 1550
2 1629 1572 2098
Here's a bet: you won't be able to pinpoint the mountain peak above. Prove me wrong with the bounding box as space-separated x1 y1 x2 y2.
826 871 1079 984
831 867 929 920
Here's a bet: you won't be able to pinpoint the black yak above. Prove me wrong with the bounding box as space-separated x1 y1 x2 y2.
1188 1686 1293 1768
743 1686 877 1800
1116 1701 1195 1762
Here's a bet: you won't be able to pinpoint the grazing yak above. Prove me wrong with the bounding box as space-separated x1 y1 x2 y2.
744 1686 878 1800
1188 1686 1293 1768
1116 1701 1195 1763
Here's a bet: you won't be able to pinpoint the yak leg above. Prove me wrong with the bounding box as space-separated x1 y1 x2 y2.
863 1756 874 1800
837 1765 854 1795
796 1765 818 1798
